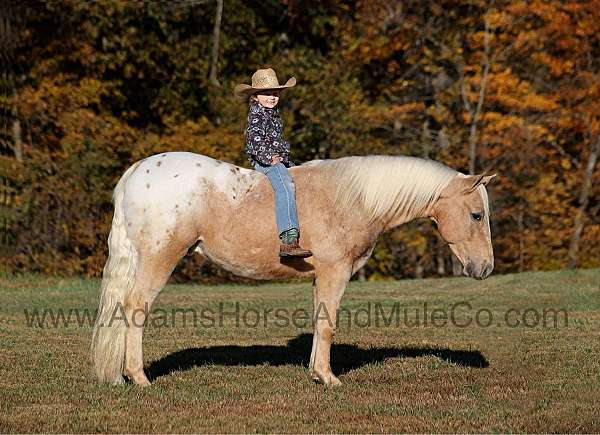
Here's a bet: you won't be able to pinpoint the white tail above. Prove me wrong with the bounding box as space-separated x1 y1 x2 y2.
91 162 140 384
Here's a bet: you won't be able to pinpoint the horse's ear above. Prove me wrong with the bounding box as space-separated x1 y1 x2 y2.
482 173 497 185
440 173 497 198
462 173 497 194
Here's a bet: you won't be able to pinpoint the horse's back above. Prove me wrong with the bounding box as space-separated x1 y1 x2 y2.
114 152 368 279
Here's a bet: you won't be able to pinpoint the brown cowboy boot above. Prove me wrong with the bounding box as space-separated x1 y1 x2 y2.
279 229 313 258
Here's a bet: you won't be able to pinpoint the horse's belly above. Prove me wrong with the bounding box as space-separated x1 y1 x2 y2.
198 198 316 279
196 229 316 280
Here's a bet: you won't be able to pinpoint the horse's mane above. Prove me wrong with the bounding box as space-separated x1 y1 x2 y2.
311 155 458 223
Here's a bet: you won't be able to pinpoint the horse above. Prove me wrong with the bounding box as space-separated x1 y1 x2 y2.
91 152 496 386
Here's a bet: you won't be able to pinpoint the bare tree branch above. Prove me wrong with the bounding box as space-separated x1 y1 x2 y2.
468 16 491 175
568 132 600 268
11 119 22 162
209 0 223 87
457 59 473 114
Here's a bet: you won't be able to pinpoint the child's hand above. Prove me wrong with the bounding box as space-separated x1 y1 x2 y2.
270 155 283 165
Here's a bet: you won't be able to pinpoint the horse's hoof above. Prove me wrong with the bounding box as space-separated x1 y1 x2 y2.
328 375 342 386
124 370 151 386
311 369 342 386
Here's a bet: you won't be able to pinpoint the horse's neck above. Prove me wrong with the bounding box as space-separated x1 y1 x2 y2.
376 199 434 234
300 159 440 233
343 157 449 232
360 184 438 234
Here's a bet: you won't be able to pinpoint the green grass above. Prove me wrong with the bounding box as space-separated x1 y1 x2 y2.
1 269 599 432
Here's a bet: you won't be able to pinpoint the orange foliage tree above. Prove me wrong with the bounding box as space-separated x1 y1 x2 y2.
2 0 599 279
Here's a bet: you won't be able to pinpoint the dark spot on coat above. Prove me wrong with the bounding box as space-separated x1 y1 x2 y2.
175 204 179 208
128 223 132 227
162 154 167 157
156 161 162 166
232 195 236 199
188 201 192 206
215 160 222 165
196 163 202 167
174 174 179 177
146 183 150 189
230 168 236 174
235 167 240 172
146 169 150 174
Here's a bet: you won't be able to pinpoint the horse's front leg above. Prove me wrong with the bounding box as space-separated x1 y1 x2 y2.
309 264 351 386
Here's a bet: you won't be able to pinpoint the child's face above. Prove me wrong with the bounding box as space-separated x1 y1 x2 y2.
254 90 280 108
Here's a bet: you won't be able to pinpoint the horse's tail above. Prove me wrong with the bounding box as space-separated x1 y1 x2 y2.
91 162 140 384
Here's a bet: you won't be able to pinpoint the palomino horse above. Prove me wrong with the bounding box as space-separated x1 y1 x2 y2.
91 152 495 386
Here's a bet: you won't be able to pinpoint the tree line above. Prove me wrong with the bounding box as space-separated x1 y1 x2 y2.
1 0 599 281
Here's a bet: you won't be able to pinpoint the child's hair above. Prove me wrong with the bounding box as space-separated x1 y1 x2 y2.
244 95 258 143
248 90 281 106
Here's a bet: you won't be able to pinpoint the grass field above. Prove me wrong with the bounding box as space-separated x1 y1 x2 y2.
1 269 599 432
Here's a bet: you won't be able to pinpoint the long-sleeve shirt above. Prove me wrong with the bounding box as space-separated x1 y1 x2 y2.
244 102 295 167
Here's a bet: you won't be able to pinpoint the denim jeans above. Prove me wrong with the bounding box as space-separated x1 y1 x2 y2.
254 162 299 236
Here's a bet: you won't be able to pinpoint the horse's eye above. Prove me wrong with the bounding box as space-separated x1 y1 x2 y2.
471 212 483 222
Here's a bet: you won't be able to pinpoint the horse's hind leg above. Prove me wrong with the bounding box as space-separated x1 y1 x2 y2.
123 254 178 386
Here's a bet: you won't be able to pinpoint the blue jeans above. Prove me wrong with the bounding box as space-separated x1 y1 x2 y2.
254 162 299 236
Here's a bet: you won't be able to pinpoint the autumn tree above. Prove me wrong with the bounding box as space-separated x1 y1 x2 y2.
3 0 599 279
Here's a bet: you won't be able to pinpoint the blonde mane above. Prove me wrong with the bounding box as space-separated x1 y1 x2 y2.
314 155 458 223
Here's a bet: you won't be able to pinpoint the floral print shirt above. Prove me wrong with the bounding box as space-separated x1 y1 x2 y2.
244 102 294 167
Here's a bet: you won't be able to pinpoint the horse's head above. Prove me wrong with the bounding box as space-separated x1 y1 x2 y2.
431 173 497 280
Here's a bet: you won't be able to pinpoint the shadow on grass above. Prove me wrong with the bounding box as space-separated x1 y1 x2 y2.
146 333 488 381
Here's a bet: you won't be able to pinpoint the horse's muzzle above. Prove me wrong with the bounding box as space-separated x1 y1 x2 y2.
464 261 493 280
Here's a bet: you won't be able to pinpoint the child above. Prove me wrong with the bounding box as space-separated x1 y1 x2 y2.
234 68 312 258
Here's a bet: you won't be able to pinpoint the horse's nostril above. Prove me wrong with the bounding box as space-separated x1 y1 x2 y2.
465 262 474 276
481 262 493 279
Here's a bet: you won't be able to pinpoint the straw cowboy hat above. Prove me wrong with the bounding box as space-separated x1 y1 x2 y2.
234 68 296 99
